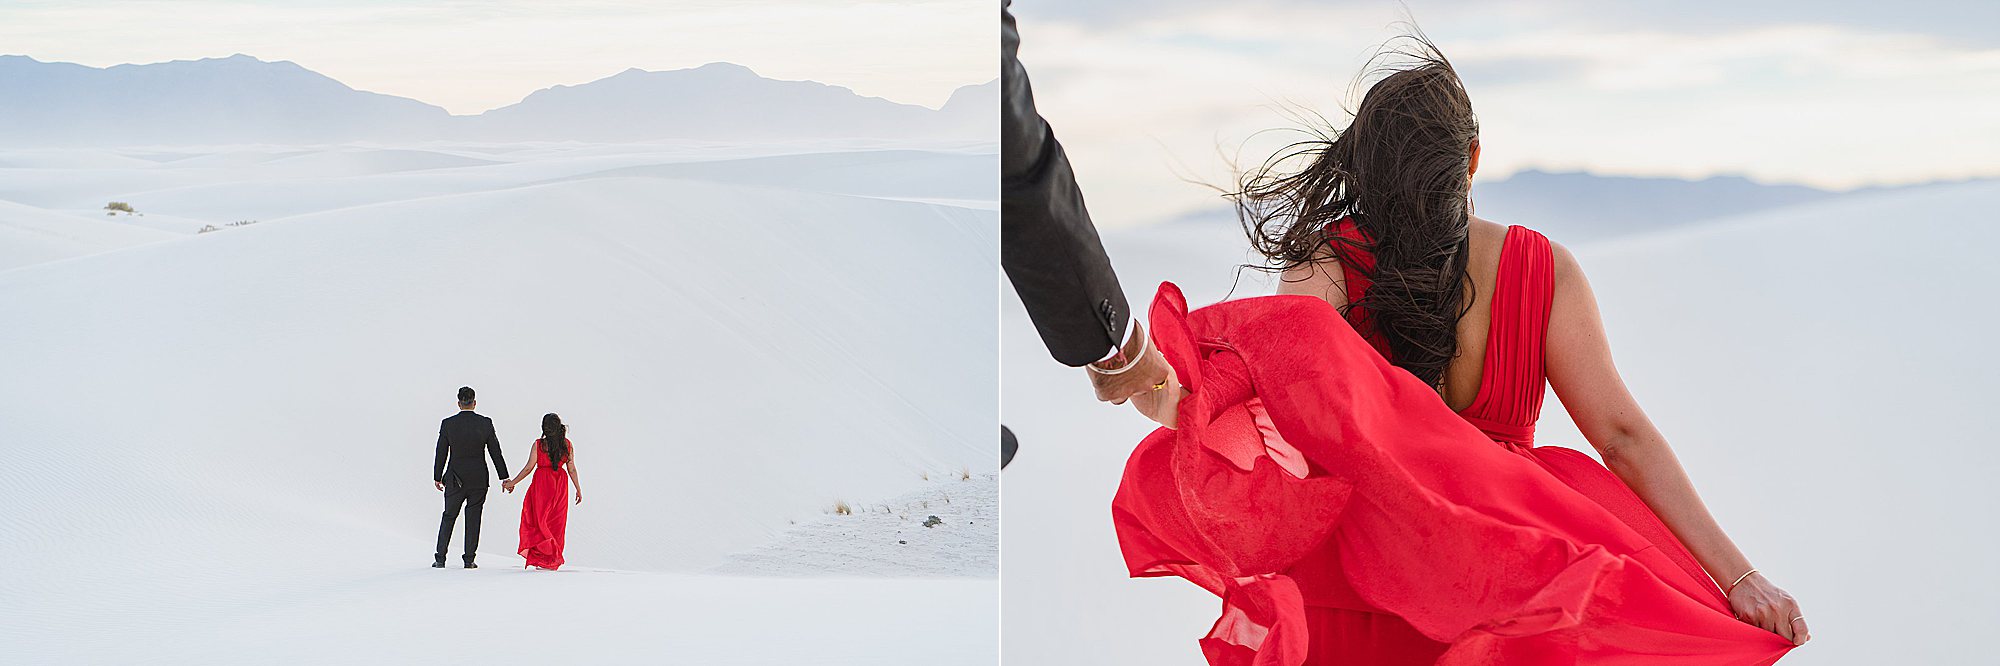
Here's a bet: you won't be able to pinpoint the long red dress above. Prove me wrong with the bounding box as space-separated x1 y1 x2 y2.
1111 224 1793 665
517 438 570 570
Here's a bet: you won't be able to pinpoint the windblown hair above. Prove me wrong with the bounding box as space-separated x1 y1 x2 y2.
540 413 568 469
1235 28 1479 391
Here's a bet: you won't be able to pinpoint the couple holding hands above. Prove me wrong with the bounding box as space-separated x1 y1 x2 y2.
432 386 582 571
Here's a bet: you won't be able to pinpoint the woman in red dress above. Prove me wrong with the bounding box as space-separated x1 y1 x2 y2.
1108 35 1808 665
502 413 582 570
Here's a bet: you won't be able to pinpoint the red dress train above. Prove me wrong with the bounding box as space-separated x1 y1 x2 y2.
1111 224 1792 665
517 438 570 570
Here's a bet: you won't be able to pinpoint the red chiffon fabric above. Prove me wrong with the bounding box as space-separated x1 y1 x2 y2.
517 438 570 570
1111 225 1791 665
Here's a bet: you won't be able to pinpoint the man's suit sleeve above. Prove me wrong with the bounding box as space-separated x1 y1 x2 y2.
434 425 449 484
486 420 510 481
1001 0 1132 368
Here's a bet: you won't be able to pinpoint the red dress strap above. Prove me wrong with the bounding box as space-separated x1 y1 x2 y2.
1325 220 1556 446
1323 218 1392 359
1456 226 1554 445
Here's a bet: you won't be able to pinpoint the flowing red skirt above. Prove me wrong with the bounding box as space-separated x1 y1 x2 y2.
517 465 569 570
1111 283 1792 665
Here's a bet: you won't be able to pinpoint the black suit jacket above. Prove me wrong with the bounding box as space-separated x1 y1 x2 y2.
1002 0 1131 367
434 411 509 488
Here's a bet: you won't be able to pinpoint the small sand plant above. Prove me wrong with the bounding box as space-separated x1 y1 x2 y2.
832 499 852 515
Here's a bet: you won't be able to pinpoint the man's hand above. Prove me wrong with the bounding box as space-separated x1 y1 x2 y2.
435 480 444 492
501 480 516 493
1088 321 1173 405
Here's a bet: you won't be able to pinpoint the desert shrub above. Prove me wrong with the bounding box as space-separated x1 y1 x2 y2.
104 202 133 214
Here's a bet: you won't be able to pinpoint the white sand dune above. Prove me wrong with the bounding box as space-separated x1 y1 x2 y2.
148 148 321 168
0 165 230 210
0 198 177 270
0 142 997 226
249 148 506 178
713 474 999 578
0 143 998 663
539 149 999 209
0 147 164 169
47 208 225 235
1000 181 2000 664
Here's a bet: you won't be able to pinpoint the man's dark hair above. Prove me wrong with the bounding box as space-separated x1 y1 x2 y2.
457 386 476 407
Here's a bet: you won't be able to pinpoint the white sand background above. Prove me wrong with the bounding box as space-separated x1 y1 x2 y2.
0 140 999 663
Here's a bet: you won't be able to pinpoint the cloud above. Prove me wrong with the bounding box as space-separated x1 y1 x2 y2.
1010 1 2000 226
1016 0 2000 48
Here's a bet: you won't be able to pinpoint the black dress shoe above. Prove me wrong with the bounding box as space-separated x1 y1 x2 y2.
464 561 478 569
432 560 446 568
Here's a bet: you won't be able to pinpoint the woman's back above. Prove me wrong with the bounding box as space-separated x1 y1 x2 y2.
1440 217 1510 412
1280 215 1556 444
535 438 566 469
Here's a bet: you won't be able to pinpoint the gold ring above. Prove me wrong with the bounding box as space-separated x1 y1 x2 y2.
1790 616 1805 622
1151 379 1168 391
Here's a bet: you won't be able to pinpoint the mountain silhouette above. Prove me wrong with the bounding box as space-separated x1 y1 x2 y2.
0 56 993 146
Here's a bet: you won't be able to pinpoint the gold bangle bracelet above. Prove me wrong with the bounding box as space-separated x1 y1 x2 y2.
1726 568 1759 594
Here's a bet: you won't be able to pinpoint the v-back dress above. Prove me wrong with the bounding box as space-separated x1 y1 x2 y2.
1110 223 1792 665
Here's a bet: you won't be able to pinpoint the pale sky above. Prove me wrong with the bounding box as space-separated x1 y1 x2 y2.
0 0 993 113
1009 0 2000 225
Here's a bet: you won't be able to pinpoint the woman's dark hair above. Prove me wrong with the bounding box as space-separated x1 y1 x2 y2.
1234 28 1478 391
540 413 568 468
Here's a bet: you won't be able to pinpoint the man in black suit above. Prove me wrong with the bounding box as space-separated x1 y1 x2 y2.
433 386 509 569
1002 1 1172 412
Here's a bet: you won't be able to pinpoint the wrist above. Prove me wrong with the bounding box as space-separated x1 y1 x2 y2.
1089 320 1148 374
1724 567 1760 595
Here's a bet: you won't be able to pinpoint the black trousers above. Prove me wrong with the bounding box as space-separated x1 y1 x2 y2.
435 480 489 562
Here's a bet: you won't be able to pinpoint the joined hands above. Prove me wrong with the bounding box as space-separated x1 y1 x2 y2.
1088 321 1182 428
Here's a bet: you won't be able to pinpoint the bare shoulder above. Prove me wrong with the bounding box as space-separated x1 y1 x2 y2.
1468 215 1509 242
1274 241 1348 308
1545 235 1585 288
1464 216 1510 272
1480 215 1581 284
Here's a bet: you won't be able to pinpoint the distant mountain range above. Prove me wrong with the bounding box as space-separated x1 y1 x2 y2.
0 55 996 146
1168 169 1992 242
1473 170 1991 242
1472 170 1830 242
